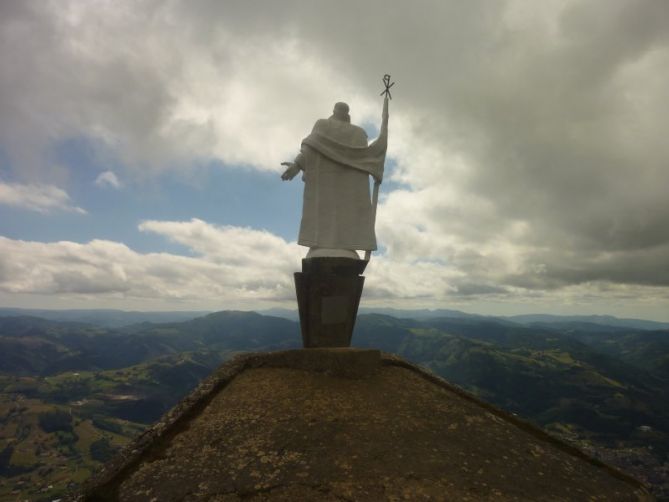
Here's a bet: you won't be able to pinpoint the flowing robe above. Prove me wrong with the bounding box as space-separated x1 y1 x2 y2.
294 117 387 251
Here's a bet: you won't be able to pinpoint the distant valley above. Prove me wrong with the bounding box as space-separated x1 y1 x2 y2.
1 310 668 500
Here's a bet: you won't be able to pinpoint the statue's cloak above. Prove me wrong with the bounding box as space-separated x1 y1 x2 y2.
295 118 387 251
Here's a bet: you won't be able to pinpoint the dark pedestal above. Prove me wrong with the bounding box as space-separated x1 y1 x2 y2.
294 257 368 348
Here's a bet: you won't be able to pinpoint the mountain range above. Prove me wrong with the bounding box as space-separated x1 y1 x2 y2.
3 306 669 330
0 309 668 500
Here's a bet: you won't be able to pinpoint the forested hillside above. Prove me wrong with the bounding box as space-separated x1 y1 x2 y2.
1 311 668 500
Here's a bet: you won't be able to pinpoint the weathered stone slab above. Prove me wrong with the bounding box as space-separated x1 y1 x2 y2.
253 348 380 379
78 350 653 501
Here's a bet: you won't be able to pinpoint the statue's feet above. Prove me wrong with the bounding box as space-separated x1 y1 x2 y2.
306 248 360 259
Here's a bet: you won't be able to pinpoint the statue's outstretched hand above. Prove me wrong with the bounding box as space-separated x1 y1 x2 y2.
281 162 301 181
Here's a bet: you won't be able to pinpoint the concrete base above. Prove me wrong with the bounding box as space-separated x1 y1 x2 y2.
254 348 380 378
79 350 652 502
294 257 367 348
306 247 360 259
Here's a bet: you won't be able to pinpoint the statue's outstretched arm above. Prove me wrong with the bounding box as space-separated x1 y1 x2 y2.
280 152 304 181
280 162 300 181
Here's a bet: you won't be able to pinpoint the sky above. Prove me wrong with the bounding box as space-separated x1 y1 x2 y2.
0 0 668 321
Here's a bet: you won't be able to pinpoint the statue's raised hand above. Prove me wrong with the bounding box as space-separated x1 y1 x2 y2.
281 162 301 181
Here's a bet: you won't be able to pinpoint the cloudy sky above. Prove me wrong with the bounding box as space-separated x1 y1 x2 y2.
1 0 668 320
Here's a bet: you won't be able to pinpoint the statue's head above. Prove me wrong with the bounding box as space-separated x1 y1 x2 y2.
331 102 351 123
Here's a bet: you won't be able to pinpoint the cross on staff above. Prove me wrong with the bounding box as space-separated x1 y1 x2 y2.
380 74 395 100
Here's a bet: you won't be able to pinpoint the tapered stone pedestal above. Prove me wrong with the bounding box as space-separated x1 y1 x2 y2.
294 257 367 348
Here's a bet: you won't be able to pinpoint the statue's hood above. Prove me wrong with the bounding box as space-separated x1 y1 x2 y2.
301 118 387 182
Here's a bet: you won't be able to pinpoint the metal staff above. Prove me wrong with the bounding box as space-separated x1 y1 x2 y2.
365 74 394 261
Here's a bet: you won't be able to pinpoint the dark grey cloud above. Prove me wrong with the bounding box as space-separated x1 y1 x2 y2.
453 282 509 297
504 242 669 289
177 0 669 295
0 1 179 183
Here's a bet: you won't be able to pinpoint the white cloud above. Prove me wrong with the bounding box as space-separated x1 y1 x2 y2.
0 220 302 305
139 218 300 267
0 181 86 214
1 0 668 315
94 170 121 189
0 219 666 318
0 1 376 178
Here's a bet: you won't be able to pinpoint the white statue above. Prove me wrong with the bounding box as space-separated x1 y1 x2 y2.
282 95 389 260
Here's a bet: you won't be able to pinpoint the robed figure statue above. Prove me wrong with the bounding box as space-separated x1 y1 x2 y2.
282 78 392 348
281 98 389 260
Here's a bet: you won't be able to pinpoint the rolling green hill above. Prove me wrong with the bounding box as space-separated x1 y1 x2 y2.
354 315 669 446
0 312 299 377
1 311 668 500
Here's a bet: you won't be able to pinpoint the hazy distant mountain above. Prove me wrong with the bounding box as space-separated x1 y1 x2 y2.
359 309 669 331
261 307 669 331
0 311 299 376
259 306 486 322
260 307 493 322
358 307 488 320
0 308 210 327
508 313 669 331
257 307 489 322
256 307 299 321
4 306 667 331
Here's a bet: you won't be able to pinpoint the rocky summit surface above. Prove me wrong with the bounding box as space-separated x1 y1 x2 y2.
81 349 652 501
